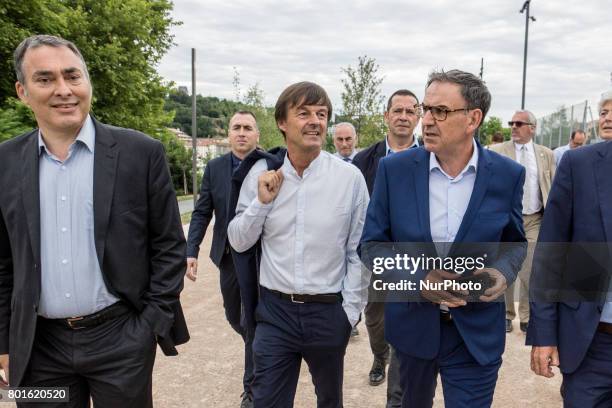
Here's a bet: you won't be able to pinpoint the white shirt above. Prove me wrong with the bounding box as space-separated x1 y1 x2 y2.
228 151 370 327
514 141 542 215
333 150 357 162
553 144 570 166
429 139 479 258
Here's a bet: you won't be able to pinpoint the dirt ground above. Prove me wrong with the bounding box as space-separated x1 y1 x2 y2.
153 226 564 408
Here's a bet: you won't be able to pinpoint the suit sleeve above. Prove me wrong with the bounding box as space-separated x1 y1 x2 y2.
527 150 574 346
0 207 12 354
227 162 271 253
141 141 187 340
185 162 214 258
491 166 527 285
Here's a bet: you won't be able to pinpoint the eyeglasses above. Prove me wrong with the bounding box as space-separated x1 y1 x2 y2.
419 104 470 121
508 121 534 128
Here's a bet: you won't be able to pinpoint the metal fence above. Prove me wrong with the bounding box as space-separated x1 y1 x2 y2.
535 100 600 149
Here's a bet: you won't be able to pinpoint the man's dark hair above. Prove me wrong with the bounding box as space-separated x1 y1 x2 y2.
426 69 491 124
14 34 89 84
386 89 419 112
274 82 332 137
491 131 504 143
570 129 585 140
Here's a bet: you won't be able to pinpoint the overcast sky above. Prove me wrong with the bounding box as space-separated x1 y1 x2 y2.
157 0 611 124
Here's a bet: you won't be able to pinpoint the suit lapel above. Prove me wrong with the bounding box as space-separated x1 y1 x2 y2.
222 153 233 208
505 141 516 161
594 143 612 241
92 119 118 270
453 144 492 243
21 131 41 264
413 153 433 242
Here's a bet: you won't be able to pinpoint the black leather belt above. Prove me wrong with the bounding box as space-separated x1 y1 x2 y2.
597 322 612 335
440 311 453 323
43 302 130 330
267 289 342 304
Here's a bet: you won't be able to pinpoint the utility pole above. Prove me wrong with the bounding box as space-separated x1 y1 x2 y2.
191 48 197 208
520 1 536 109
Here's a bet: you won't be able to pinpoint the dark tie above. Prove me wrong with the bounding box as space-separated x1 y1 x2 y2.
343 157 351 162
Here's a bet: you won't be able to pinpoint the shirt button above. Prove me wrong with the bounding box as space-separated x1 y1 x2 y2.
61 166 66 171
62 259 68 264
65 293 71 298
61 196 67 201
61 227 67 233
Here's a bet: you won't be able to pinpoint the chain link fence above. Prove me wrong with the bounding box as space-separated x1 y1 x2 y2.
535 100 600 149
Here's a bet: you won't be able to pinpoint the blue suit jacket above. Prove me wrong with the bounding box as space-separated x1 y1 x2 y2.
527 141 612 374
360 142 526 365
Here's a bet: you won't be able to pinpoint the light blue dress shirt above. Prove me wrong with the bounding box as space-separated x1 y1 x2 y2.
429 139 479 257
38 115 119 318
385 135 419 156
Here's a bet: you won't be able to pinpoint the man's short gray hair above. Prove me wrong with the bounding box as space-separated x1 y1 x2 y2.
14 35 89 85
599 91 612 113
426 69 491 123
331 122 357 138
514 110 537 127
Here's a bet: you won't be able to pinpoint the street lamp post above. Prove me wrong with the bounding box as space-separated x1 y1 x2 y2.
520 1 536 110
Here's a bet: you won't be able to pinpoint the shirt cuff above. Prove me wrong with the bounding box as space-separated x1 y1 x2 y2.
343 304 361 328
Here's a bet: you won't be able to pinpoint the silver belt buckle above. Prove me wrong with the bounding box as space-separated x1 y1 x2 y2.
290 294 304 304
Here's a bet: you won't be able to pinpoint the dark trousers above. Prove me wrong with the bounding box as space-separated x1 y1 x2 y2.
19 307 156 408
562 331 612 407
252 287 351 408
396 320 501 408
364 300 403 407
219 253 254 394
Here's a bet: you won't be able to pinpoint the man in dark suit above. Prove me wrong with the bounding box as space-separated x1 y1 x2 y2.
361 70 526 407
0 35 188 407
352 89 420 407
186 110 259 407
527 92 612 406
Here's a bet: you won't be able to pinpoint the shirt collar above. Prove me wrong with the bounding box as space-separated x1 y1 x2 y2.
386 135 419 156
514 139 534 153
38 115 95 155
282 149 323 178
429 138 479 179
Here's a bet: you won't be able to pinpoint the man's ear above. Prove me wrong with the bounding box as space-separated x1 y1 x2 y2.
277 120 287 134
15 82 29 104
469 109 483 133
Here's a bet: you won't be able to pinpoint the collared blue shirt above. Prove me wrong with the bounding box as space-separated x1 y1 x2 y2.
429 139 479 257
38 115 118 318
386 135 419 156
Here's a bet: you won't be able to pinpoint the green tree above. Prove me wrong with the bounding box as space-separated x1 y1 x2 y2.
480 116 510 145
0 0 191 192
340 55 385 146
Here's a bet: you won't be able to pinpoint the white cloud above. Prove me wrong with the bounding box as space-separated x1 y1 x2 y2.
158 0 612 123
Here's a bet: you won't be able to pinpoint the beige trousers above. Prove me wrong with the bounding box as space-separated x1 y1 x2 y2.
505 212 542 323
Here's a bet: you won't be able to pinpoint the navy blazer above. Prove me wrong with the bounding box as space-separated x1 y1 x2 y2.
360 142 526 366
527 141 612 374
186 153 233 265
353 140 386 196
